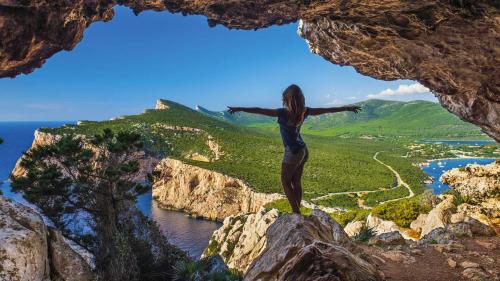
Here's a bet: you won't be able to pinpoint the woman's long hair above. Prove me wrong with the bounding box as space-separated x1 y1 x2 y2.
282 84 306 127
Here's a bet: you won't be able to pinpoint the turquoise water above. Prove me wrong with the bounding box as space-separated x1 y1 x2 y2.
0 122 219 259
421 158 497 194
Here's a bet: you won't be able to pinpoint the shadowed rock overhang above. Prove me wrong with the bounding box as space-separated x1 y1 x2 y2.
0 0 498 140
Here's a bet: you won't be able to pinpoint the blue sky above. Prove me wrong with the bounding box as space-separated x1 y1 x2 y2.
0 6 436 121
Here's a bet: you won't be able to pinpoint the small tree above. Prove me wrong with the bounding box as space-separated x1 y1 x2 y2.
10 129 177 281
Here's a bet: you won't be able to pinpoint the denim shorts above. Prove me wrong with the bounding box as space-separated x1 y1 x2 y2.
282 146 308 166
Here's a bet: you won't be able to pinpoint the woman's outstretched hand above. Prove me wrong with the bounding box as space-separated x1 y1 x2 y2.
227 106 240 114
345 106 362 113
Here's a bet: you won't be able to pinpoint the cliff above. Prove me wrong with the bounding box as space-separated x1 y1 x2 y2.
11 129 158 182
1 1 499 140
202 208 280 272
441 160 500 203
152 158 283 221
243 209 382 281
0 195 95 281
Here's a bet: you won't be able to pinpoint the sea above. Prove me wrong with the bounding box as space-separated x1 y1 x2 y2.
0 121 219 259
421 158 497 194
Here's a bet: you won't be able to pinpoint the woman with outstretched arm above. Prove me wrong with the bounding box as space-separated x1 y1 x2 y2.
228 84 361 214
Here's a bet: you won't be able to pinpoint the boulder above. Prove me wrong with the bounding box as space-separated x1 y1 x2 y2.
366 214 399 235
410 213 428 232
244 210 382 281
202 208 280 272
0 196 97 281
368 231 406 246
441 161 500 204
344 221 365 237
0 196 50 281
420 195 456 238
419 228 455 245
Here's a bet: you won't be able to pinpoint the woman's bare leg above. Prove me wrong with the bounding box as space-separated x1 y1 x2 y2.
291 161 305 208
281 162 301 214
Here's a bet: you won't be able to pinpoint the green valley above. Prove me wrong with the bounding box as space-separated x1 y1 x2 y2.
199 99 487 140
43 99 498 226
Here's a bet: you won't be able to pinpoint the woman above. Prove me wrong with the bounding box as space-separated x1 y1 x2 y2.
228 84 361 214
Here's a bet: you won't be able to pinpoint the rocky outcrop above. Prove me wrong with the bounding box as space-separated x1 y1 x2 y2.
0 196 95 281
48 229 95 281
0 196 50 281
1 1 499 140
155 99 170 110
420 195 456 238
202 208 279 272
12 129 157 182
152 158 283 221
441 160 500 203
344 220 365 237
244 209 382 281
152 122 223 161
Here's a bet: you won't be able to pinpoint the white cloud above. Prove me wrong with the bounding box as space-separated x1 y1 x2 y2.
367 83 430 99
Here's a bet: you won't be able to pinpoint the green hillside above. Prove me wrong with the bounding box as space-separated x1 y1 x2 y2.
44 100 425 201
197 99 487 140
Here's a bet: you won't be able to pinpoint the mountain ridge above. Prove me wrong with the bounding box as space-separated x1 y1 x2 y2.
196 99 487 139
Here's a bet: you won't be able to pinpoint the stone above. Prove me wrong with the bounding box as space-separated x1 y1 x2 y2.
202 208 279 272
441 161 500 204
244 210 383 281
152 158 283 221
48 229 96 281
450 212 467 224
410 213 428 233
466 217 497 237
368 231 406 247
460 261 480 269
344 220 365 237
366 214 399 235
420 195 456 238
475 240 496 251
462 268 490 281
447 258 457 268
420 227 455 245
446 223 473 238
0 196 50 281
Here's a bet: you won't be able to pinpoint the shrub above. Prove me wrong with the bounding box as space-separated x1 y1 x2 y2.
372 198 431 227
352 226 375 243
330 209 370 227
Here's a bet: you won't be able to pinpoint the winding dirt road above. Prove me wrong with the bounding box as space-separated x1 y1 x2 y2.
308 151 415 209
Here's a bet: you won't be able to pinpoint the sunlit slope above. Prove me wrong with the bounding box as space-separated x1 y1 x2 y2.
44 100 425 199
197 99 486 139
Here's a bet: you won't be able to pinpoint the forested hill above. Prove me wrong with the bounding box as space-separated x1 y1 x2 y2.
197 99 487 139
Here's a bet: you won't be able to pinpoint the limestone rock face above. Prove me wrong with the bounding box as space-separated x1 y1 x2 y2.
420 195 456 238
0 196 50 281
441 161 500 203
48 229 96 281
244 209 382 281
11 130 61 177
344 220 365 237
12 130 157 183
202 208 279 272
0 196 96 281
366 214 400 235
152 158 283 221
1 1 499 140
